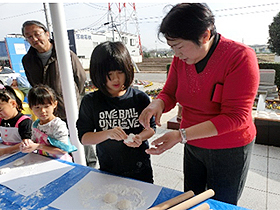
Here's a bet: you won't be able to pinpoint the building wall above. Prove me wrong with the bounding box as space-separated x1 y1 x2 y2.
69 29 142 69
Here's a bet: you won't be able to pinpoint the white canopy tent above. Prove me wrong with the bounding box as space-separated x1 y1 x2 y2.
49 3 86 165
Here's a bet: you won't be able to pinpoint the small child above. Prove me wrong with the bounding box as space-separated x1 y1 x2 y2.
20 84 77 162
77 41 156 183
0 85 32 156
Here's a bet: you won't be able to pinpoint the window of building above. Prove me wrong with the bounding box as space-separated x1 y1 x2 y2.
130 38 136 46
122 37 128 44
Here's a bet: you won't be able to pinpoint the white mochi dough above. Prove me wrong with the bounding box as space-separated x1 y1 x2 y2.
103 192 118 204
0 167 10 175
124 133 135 143
13 159 25 166
116 199 132 210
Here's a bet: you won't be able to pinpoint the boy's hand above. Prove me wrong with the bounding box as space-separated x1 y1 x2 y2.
124 134 142 148
107 127 128 141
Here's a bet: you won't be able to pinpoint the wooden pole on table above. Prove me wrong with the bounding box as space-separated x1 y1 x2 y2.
168 189 214 210
192 203 210 210
148 190 194 210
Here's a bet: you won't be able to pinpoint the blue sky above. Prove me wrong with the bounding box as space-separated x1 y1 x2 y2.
0 2 280 50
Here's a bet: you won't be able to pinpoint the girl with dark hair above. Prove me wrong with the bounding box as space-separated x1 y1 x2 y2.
0 85 32 156
20 84 77 162
77 41 156 183
139 3 259 205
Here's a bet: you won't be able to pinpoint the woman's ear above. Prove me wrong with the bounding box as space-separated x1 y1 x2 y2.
202 29 211 44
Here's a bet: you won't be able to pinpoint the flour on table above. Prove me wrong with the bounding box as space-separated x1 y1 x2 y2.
0 167 10 175
78 181 96 209
77 181 146 210
101 184 146 210
13 159 25 166
124 134 135 143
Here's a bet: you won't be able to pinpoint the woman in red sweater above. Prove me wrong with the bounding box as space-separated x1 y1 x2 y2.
139 3 259 205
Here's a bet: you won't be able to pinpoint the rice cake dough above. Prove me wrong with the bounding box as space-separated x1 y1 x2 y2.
103 192 118 204
13 159 25 166
124 133 135 143
116 199 132 210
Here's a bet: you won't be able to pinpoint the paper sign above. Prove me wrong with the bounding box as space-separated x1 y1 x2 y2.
14 43 27 54
0 153 74 196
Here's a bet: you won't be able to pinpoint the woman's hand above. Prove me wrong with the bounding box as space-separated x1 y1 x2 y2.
107 127 128 141
145 130 182 155
139 99 165 128
20 139 39 153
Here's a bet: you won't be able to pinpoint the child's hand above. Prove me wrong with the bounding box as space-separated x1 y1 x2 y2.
0 148 5 156
108 127 128 141
20 139 39 153
124 134 142 148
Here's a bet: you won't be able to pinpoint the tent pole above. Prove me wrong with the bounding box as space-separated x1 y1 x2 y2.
49 3 86 165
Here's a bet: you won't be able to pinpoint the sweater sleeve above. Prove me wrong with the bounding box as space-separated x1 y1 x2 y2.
210 46 259 135
70 51 87 95
76 94 96 141
156 57 178 113
51 118 69 145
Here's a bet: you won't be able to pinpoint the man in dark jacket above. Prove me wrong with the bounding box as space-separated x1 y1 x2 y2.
21 20 96 167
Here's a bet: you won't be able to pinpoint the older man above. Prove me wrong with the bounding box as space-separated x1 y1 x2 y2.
22 20 96 167
22 20 85 121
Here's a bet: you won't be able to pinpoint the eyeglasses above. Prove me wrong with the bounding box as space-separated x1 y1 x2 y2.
25 31 45 41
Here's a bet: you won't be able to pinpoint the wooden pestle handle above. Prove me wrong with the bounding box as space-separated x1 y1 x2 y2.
168 189 215 210
148 190 195 210
191 202 210 210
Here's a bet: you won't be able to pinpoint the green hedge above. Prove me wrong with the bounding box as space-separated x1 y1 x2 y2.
259 62 280 89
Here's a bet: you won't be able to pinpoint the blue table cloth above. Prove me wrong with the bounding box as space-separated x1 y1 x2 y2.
0 152 250 210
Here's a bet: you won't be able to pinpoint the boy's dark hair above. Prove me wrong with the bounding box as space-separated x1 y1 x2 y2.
89 41 134 96
0 85 23 111
159 3 216 46
22 20 48 36
28 84 57 109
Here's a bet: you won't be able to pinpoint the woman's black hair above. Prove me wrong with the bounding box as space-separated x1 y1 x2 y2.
159 3 216 46
89 41 134 96
0 85 23 112
28 84 57 109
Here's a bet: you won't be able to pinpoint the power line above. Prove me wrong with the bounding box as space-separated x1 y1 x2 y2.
80 13 109 31
0 9 44 21
83 3 107 11
136 3 280 24
66 13 106 21
213 2 279 12
215 8 280 17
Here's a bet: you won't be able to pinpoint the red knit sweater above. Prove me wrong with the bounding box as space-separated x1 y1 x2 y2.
158 35 260 149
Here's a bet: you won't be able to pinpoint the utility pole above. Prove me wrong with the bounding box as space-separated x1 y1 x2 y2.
107 3 141 72
43 3 52 37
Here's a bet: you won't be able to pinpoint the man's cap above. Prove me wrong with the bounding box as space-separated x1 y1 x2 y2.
22 20 48 36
